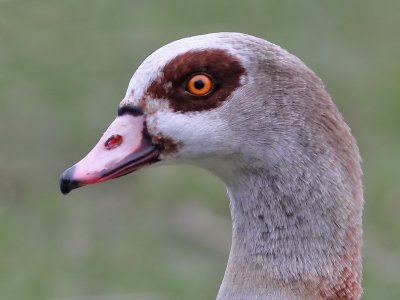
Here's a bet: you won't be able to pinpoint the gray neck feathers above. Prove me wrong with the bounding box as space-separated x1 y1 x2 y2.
218 156 362 299
215 117 363 299
214 54 363 299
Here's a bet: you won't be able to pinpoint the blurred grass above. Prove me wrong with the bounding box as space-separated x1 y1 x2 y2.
0 0 399 299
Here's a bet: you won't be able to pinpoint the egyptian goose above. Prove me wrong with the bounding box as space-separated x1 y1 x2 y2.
60 32 364 300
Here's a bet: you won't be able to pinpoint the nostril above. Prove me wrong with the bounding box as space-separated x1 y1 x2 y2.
105 134 123 150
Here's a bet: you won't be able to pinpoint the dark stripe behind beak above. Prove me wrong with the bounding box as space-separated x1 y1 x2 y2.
118 105 143 117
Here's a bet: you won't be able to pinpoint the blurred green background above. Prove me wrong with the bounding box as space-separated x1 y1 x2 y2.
1 0 399 299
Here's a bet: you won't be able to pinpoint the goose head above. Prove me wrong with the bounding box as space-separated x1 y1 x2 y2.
60 33 363 300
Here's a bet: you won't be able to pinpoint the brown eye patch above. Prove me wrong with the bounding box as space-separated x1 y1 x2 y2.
147 49 246 113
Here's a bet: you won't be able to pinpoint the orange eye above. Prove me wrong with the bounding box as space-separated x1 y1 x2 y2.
186 74 213 96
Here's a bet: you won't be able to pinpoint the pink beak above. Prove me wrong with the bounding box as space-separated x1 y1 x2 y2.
60 106 160 194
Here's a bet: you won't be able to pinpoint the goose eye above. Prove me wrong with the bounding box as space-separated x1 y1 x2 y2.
186 74 213 96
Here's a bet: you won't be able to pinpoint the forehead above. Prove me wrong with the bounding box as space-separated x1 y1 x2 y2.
123 33 252 101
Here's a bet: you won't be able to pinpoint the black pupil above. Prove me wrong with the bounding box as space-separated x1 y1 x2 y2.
193 79 205 90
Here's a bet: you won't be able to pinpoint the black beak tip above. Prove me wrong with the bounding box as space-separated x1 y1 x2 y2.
59 166 80 195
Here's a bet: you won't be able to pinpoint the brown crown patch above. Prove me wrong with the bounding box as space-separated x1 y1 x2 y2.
147 49 246 113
